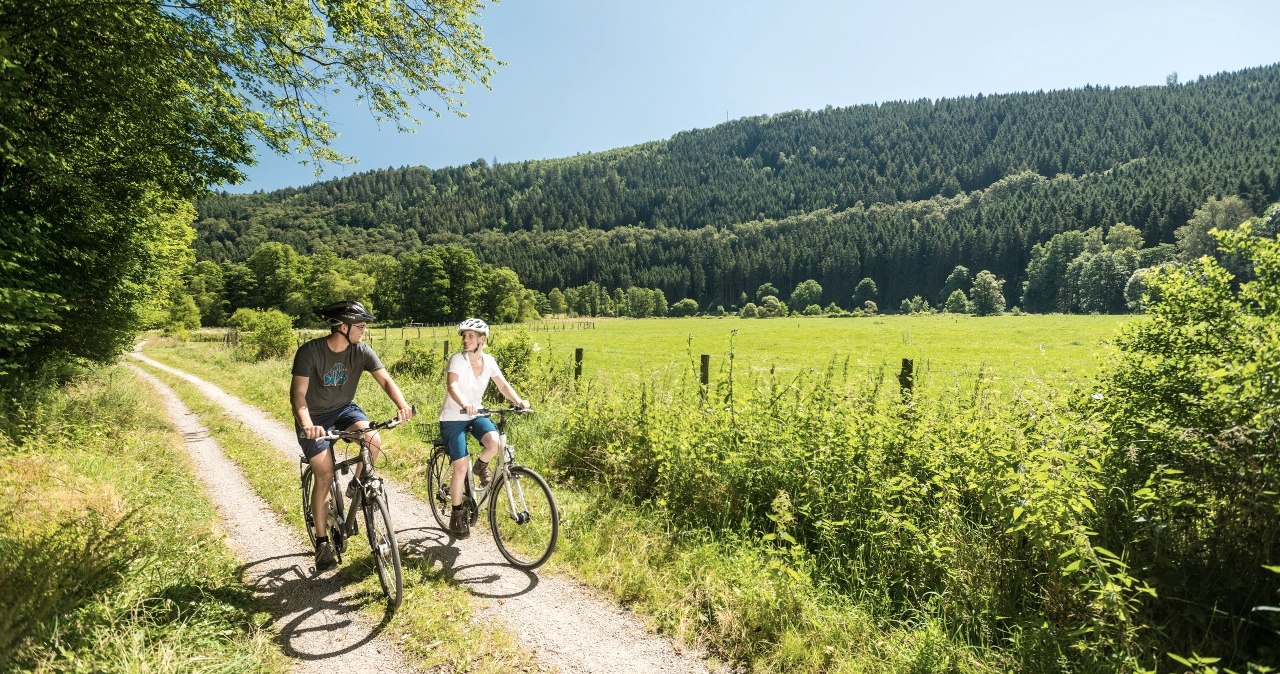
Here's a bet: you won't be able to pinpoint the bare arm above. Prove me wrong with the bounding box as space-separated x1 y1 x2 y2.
492 371 527 409
370 368 414 422
446 371 478 416
291 375 326 439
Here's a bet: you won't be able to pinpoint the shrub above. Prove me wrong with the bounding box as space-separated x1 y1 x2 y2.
389 340 443 379
943 289 971 314
1095 222 1280 665
670 298 699 317
230 308 294 361
488 329 534 389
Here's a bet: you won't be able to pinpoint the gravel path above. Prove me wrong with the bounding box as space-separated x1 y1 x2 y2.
127 363 418 674
128 350 724 674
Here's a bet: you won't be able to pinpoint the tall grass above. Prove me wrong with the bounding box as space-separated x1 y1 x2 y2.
0 366 284 673
554 350 1153 670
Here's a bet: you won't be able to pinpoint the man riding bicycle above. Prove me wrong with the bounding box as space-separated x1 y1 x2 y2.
292 300 414 571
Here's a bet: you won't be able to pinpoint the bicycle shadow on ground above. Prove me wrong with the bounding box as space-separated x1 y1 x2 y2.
397 525 541 599
239 552 394 661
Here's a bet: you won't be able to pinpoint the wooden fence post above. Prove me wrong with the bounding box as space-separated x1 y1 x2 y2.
899 358 914 397
700 354 710 400
574 347 583 381
442 340 449 362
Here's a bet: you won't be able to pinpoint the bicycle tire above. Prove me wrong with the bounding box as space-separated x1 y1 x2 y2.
489 466 559 569
364 491 402 608
425 448 455 531
301 467 344 560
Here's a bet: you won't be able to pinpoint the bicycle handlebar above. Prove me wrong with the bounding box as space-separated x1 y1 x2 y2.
301 405 416 442
458 406 533 416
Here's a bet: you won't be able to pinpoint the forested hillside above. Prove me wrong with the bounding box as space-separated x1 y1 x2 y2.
197 64 1280 308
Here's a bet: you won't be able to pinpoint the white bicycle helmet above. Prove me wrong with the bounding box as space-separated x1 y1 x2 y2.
456 317 490 336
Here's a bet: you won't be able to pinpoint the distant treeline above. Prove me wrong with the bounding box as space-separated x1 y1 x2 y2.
196 64 1280 308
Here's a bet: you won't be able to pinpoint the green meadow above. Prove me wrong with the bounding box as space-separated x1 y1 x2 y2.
363 313 1134 393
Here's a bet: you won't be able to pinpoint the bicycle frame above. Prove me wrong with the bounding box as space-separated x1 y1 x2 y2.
460 409 522 516
299 412 408 606
427 406 558 569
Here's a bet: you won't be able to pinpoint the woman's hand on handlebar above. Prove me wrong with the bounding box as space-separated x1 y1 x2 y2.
461 403 479 417
395 405 415 423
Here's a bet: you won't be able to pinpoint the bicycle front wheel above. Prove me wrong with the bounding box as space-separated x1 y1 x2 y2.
425 448 455 531
489 466 559 569
363 491 402 608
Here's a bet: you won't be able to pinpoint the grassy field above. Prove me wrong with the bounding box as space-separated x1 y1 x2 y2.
359 314 1135 393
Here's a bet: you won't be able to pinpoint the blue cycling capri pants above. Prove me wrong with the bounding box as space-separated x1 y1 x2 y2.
439 417 498 462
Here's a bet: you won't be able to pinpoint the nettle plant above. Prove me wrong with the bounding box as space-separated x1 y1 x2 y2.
1095 222 1280 669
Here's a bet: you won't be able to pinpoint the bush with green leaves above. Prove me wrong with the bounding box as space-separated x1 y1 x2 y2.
943 289 971 314
389 340 444 379
1094 222 1280 665
228 308 295 361
487 329 534 393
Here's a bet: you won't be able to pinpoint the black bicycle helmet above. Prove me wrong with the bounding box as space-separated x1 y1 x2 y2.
316 300 377 326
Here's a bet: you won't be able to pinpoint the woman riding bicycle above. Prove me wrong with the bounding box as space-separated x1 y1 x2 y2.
292 300 414 571
438 317 528 538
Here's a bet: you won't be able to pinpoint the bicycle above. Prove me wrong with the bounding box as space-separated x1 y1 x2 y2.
426 407 559 569
300 412 408 608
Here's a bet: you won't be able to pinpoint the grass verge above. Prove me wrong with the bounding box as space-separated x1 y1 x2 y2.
0 365 286 673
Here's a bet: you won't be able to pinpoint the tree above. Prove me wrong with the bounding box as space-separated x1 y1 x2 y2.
439 245 486 321
481 267 525 324
970 270 1006 316
1 0 497 384
937 266 971 306
756 282 780 302
1077 250 1137 314
900 296 931 314
760 296 789 317
944 289 971 314
1105 222 1145 251
399 248 450 323
1175 196 1254 261
164 290 202 335
670 298 699 317
852 277 878 308
790 279 823 310
1022 231 1087 312
548 288 567 315
187 260 227 326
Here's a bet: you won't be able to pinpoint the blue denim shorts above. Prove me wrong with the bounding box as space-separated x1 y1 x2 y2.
439 417 498 461
296 402 369 459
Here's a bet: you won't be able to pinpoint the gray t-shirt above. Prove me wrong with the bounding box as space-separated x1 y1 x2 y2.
291 337 385 417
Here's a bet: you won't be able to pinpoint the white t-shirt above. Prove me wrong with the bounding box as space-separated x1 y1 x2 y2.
438 352 503 421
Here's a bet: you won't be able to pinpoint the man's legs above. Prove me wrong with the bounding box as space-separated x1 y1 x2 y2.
309 449 335 535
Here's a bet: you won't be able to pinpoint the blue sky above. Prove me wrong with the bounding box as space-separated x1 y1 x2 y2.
223 0 1280 193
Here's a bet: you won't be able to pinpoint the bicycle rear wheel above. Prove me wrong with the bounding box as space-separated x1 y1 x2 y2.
489 466 558 569
425 448 455 531
363 491 402 608
301 467 344 558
